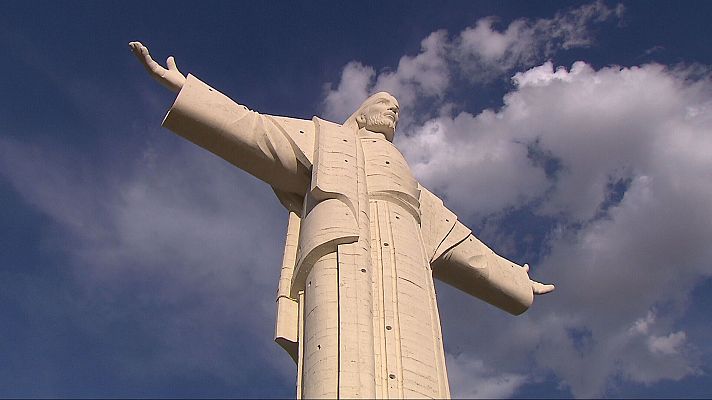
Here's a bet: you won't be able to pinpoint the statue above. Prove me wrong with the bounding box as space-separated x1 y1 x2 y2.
129 41 554 399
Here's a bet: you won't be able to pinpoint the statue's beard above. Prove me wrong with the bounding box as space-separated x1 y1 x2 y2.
364 114 396 138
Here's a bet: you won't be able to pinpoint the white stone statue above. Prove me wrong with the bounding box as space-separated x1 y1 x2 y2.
130 41 554 399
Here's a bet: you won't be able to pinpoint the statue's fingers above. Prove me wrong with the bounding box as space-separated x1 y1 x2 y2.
140 48 167 76
532 281 555 295
137 45 150 61
145 55 161 71
166 56 180 73
139 45 155 63
130 44 158 74
129 42 144 59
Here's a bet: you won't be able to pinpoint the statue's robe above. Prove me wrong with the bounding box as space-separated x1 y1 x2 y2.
162 75 535 399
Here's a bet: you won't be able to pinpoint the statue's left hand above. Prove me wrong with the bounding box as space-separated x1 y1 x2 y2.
524 264 555 295
129 41 186 93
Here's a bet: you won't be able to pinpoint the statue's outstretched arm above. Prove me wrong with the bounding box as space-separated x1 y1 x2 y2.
128 41 312 198
433 234 555 315
419 184 554 314
129 41 186 93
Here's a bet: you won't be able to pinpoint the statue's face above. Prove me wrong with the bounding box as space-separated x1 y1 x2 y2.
360 95 400 141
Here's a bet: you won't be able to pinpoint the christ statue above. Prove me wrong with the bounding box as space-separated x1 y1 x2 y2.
129 41 554 399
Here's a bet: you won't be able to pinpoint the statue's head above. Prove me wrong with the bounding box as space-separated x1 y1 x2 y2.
344 92 400 142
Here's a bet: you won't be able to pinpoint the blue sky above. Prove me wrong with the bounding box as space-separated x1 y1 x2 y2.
2 1 712 398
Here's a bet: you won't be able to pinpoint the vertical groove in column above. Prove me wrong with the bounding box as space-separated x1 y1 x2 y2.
333 125 376 399
419 225 451 398
370 201 388 398
392 202 442 398
296 290 305 399
383 202 405 398
336 251 341 399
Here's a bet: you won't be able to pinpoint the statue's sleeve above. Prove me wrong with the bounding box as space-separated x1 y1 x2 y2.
162 74 314 197
419 185 533 315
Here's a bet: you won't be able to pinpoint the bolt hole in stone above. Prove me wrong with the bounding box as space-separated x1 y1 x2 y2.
360 268 367 273
317 344 321 349
345 159 348 162
343 139 348 142
385 161 390 165
395 215 400 219
389 374 396 379
299 130 304 134
445 219 449 222
386 325 392 330
383 243 389 247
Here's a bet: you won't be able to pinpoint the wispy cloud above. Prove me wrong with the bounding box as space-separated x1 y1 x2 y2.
322 1 624 122
448 354 528 399
454 1 624 83
0 135 297 394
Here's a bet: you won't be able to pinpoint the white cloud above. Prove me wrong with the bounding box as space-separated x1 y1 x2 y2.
397 109 548 218
322 61 375 122
0 135 296 388
648 331 687 356
447 354 528 399
322 2 623 123
322 31 450 123
373 30 450 109
453 0 623 82
399 60 712 397
629 310 656 335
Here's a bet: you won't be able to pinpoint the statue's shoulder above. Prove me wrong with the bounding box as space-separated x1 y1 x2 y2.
267 114 316 135
266 115 317 165
419 184 471 262
311 116 342 127
311 116 357 140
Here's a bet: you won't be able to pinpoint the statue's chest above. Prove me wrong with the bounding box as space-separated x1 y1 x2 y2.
360 137 420 209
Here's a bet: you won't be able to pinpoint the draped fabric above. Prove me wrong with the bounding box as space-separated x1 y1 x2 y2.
298 135 451 399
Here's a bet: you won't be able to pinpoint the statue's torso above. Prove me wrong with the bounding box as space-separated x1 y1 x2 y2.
355 135 449 398
360 136 421 220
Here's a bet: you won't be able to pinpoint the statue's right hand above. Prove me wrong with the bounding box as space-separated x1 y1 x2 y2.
523 264 555 295
129 41 186 93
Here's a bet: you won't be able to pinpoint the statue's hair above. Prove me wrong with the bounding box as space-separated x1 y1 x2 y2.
342 91 396 130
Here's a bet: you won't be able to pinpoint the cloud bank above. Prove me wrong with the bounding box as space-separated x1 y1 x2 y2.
322 0 624 123
322 2 711 398
0 134 297 396
415 60 711 398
